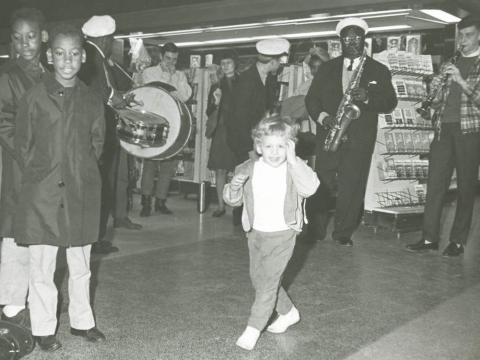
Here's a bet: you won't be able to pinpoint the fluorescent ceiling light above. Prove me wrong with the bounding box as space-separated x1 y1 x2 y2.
420 9 461 23
172 25 411 47
370 25 411 32
115 8 414 40
0 54 9 58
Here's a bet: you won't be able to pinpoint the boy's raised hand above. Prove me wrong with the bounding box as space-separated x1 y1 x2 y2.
286 139 297 165
230 174 249 192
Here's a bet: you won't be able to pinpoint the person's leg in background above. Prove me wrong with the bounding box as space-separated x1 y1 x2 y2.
140 159 158 217
112 148 142 229
93 148 119 254
212 169 228 217
0 238 30 328
154 159 179 214
442 128 480 256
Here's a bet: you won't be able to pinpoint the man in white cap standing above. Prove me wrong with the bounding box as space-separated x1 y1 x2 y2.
227 38 289 225
305 17 397 246
228 38 289 165
79 15 142 255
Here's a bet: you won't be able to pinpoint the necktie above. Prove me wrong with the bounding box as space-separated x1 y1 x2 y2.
347 58 354 71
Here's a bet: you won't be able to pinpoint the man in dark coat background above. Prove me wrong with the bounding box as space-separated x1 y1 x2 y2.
79 15 142 254
227 38 289 225
305 17 397 246
227 38 290 165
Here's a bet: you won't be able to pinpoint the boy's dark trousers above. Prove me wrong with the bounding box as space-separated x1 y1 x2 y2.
423 122 480 245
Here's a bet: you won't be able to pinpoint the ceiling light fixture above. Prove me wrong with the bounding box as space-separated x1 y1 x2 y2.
420 9 461 23
115 8 414 40
172 25 411 48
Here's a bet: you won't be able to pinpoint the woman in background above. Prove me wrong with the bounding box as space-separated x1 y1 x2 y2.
205 50 239 217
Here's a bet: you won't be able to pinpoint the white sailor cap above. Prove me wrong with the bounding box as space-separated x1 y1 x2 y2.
82 15 116 37
335 17 369 36
256 38 290 56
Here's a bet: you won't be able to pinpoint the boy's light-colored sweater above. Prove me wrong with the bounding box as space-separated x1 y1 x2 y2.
223 157 320 232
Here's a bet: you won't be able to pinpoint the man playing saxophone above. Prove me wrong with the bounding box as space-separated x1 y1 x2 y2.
305 17 397 245
407 16 480 257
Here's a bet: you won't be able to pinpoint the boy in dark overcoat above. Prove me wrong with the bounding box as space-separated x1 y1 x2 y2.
0 7 48 328
14 24 106 351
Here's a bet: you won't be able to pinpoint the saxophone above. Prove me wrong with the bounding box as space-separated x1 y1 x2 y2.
324 50 367 152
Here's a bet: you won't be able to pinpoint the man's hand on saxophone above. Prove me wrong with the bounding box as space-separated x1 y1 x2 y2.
316 112 335 129
350 87 368 102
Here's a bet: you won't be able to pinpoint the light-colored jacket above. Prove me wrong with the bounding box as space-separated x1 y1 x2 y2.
223 157 320 232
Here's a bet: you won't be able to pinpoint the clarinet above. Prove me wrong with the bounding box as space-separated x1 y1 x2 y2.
416 47 463 120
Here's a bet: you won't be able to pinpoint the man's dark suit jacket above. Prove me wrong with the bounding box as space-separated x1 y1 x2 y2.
78 41 132 164
305 56 397 148
227 64 277 161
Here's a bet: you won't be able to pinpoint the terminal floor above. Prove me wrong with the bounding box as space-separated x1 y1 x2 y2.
24 194 480 360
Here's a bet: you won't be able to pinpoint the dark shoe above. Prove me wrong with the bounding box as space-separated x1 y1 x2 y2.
336 237 353 246
113 217 142 230
92 241 119 254
1 308 31 329
140 195 152 217
442 242 464 257
71 327 106 343
406 239 438 252
37 335 62 352
212 209 226 218
155 199 173 214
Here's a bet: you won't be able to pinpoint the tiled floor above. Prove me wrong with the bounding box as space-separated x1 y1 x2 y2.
24 194 480 360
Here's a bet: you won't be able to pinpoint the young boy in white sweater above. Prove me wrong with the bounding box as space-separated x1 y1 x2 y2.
223 115 320 350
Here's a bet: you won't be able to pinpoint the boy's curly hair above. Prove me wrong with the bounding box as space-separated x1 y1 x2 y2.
252 114 298 147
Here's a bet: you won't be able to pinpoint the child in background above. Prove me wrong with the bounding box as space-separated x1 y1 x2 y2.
14 24 105 352
223 115 319 350
0 7 48 329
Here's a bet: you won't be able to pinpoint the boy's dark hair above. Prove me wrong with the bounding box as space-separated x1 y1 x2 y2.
10 7 46 30
48 23 84 48
458 16 480 30
161 42 179 55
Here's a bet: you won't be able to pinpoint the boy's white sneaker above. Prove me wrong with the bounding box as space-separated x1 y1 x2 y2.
236 326 260 350
266 306 300 334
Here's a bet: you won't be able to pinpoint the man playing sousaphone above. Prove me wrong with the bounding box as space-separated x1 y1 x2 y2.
79 15 142 255
305 17 397 246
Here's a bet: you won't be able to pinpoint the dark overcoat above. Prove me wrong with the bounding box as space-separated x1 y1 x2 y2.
14 74 105 246
0 58 45 237
227 64 277 162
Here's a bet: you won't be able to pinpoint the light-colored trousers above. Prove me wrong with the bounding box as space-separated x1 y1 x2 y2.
247 229 296 331
0 237 29 306
29 244 95 336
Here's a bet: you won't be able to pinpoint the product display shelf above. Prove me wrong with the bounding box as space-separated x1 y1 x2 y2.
364 50 434 235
